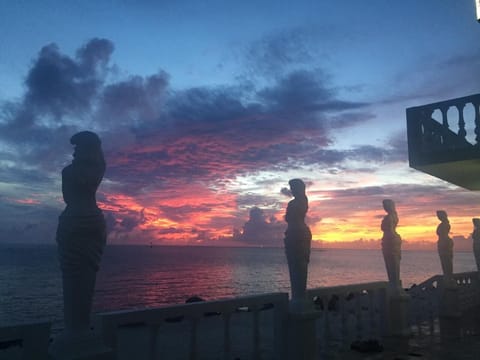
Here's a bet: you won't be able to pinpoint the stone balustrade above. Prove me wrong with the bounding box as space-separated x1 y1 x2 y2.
407 93 480 156
406 93 480 189
1 274 479 359
307 281 388 354
407 271 480 337
0 321 51 360
407 275 441 335
451 271 480 312
96 292 289 360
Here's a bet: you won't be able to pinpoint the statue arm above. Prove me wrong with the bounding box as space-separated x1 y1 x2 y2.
285 201 294 223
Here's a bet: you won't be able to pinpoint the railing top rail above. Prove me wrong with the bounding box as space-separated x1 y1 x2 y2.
407 93 480 112
408 271 478 294
409 274 442 289
98 292 288 323
307 281 388 297
452 271 478 279
0 321 51 338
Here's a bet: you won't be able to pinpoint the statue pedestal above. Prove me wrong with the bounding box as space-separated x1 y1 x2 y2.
61 268 98 335
49 330 113 360
439 283 461 340
289 297 312 313
286 309 320 360
386 287 410 338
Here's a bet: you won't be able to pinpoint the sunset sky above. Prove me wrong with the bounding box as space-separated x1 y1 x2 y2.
1 1 480 247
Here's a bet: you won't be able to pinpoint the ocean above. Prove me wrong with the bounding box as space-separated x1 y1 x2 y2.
0 244 477 332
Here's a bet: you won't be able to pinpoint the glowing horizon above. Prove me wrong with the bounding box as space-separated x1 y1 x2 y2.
93 181 479 247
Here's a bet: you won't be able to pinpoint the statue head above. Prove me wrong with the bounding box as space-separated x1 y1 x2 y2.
70 131 105 166
382 199 396 214
473 218 480 229
289 178 306 198
436 210 448 222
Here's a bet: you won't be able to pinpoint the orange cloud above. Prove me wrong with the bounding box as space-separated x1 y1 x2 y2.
12 198 41 205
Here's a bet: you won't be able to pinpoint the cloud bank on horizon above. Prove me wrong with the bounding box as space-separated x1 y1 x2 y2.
1 1 480 246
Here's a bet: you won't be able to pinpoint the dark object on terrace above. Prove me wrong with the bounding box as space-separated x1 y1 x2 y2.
350 339 384 353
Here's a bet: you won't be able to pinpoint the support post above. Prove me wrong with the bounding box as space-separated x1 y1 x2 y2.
286 309 318 360
386 286 410 338
438 279 461 340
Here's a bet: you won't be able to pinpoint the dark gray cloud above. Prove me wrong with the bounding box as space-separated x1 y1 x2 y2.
119 210 145 232
379 48 480 106
167 86 247 125
158 204 212 223
258 70 367 115
0 38 382 243
329 186 386 198
235 193 282 210
242 25 350 81
103 208 147 242
323 183 480 218
0 200 59 243
1 38 372 183
348 145 387 163
328 111 375 129
157 227 184 235
385 130 408 162
233 207 284 246
98 71 169 125
0 166 53 185
102 66 372 195
24 39 113 120
0 38 115 173
244 28 314 77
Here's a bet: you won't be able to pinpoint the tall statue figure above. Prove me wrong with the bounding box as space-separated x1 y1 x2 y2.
381 199 402 290
56 131 106 340
284 179 312 311
472 218 480 272
436 210 454 282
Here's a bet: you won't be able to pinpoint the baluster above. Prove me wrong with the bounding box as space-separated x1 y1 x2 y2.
379 288 388 337
428 286 435 335
457 103 467 139
355 293 362 340
324 298 331 347
340 296 348 347
368 290 376 339
148 324 159 360
421 108 435 145
474 101 480 146
252 306 260 360
273 297 288 360
223 313 231 360
189 317 199 360
440 106 450 128
419 288 426 334
416 293 423 336
317 301 326 349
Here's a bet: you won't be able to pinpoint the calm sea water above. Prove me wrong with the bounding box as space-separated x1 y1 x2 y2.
0 244 477 331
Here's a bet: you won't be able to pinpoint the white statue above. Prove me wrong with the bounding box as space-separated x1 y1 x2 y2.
284 179 312 311
55 131 106 339
381 199 402 290
436 210 454 282
472 218 480 272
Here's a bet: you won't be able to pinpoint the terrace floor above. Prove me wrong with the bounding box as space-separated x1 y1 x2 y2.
341 333 480 360
340 310 480 360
